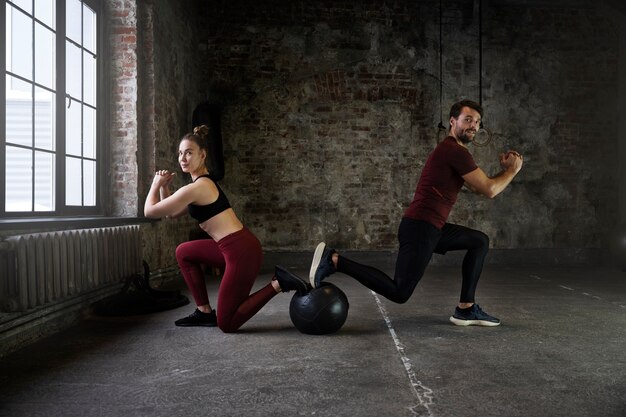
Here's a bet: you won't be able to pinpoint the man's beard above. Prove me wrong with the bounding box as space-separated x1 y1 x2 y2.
457 128 475 144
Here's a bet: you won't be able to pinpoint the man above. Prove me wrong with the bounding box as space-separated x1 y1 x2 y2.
309 100 523 326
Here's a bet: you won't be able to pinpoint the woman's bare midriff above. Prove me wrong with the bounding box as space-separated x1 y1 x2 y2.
198 208 244 242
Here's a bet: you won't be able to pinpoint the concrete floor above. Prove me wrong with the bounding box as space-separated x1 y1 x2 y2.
0 264 625 417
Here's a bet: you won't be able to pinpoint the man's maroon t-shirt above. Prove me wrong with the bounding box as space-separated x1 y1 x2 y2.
404 136 478 229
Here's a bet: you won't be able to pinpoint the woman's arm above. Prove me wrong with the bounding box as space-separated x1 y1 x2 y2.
144 170 191 219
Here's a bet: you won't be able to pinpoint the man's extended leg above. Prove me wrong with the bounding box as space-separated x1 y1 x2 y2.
311 218 441 304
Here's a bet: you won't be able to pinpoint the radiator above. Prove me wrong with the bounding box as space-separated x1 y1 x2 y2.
0 226 142 312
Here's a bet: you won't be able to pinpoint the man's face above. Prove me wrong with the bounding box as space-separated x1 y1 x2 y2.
451 107 481 144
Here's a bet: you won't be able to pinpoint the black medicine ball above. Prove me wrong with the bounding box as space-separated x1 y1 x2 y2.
289 282 349 335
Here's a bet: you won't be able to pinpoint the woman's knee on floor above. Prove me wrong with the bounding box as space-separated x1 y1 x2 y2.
217 316 240 333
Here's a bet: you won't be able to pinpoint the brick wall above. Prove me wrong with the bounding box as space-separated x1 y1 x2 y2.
184 0 619 252
109 0 139 217
104 0 620 269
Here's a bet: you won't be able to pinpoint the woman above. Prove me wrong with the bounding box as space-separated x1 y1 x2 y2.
144 125 308 332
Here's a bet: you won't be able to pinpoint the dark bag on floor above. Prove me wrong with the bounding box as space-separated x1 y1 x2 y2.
94 261 189 316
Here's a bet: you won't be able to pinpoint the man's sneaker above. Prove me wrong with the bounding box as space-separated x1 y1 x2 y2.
309 242 336 288
175 308 217 327
449 304 501 327
274 265 310 295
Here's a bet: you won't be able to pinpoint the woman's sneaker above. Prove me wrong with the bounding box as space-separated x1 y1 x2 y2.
309 242 336 288
449 304 500 327
274 265 310 295
175 308 217 327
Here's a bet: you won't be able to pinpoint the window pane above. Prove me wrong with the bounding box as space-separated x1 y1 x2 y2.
9 6 33 81
5 76 33 147
6 146 33 212
35 23 56 89
35 0 56 29
65 41 81 99
34 150 55 211
83 51 95 106
83 159 95 206
65 156 81 205
34 87 55 151
66 0 82 44
83 4 95 52
6 73 32 97
12 0 32 14
66 99 81 156
83 105 95 158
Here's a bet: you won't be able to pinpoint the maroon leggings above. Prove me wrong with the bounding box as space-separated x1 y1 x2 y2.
175 228 276 332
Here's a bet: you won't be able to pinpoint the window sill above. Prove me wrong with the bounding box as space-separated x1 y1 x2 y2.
0 216 157 233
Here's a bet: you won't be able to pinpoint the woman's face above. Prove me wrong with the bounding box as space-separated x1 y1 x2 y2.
178 139 206 174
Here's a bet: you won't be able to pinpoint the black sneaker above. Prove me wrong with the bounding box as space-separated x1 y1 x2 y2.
449 304 501 327
274 265 310 295
309 242 336 288
175 308 217 327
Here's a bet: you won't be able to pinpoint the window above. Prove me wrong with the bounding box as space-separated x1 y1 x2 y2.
2 0 103 217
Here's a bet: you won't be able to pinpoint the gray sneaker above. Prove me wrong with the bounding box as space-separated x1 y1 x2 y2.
309 242 336 288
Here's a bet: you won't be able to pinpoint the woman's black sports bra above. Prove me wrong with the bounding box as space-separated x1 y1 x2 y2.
187 175 231 223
